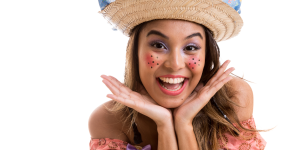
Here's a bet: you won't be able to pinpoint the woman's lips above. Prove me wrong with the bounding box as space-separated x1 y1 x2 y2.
156 78 189 96
158 75 187 78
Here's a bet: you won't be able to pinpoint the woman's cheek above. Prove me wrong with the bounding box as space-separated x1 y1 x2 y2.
145 53 161 69
186 56 201 71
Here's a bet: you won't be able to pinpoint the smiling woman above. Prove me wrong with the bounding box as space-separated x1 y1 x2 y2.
88 0 266 150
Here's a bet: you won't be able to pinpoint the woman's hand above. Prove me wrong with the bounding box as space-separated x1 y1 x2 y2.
101 75 173 127
173 60 234 127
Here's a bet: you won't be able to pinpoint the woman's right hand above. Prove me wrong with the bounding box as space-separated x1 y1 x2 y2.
101 75 173 127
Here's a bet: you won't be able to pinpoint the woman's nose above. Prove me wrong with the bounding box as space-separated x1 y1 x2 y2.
164 50 185 71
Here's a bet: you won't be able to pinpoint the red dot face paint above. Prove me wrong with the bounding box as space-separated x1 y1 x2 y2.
187 56 201 70
146 53 160 69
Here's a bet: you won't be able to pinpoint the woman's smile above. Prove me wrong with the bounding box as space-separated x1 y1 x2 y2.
156 75 189 96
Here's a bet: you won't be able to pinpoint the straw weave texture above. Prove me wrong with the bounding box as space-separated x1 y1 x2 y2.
100 0 243 42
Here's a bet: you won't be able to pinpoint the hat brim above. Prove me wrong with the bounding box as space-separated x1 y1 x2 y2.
100 0 243 42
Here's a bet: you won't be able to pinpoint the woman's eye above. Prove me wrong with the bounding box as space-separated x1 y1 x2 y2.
152 43 166 49
185 46 199 51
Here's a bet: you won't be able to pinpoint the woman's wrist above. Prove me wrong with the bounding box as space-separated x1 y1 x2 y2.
153 110 173 128
174 120 193 132
157 122 175 133
156 120 178 150
174 116 193 129
155 116 174 129
174 122 198 150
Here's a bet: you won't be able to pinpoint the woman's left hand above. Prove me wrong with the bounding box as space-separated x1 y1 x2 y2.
173 60 234 127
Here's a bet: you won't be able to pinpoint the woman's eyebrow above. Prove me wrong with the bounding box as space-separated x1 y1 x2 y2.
146 30 169 39
185 33 203 40
146 30 203 40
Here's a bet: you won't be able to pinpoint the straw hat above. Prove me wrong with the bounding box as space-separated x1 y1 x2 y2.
98 0 243 42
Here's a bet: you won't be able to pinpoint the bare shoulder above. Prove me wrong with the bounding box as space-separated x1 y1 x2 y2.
88 100 130 142
226 76 254 122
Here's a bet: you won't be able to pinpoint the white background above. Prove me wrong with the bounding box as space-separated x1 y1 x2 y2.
0 0 299 149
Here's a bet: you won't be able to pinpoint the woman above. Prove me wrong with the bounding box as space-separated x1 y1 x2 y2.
89 0 266 149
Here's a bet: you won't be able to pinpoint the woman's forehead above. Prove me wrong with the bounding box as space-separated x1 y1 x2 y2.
140 19 206 41
142 19 205 34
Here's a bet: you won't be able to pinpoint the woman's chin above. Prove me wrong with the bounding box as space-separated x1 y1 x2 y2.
155 99 184 109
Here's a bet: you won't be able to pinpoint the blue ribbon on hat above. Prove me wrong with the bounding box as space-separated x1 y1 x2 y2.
99 0 115 10
222 0 242 14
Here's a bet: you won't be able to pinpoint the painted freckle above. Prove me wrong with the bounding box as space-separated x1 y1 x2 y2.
194 62 196 64
198 59 200 61
189 63 191 65
151 66 152 68
148 62 149 64
192 58 194 60
152 61 154 63
192 67 194 69
157 63 159 65
198 64 200 66
151 55 153 57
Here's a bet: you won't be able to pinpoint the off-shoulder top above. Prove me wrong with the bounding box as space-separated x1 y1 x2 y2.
89 117 266 150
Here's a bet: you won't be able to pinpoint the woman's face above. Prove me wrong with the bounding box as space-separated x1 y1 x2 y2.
138 19 206 108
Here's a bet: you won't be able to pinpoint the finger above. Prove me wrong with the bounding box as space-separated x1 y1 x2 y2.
102 75 148 103
206 60 231 86
104 79 135 100
101 75 124 90
184 91 198 103
104 78 144 102
209 76 233 95
107 94 137 109
103 76 132 97
105 75 125 89
207 60 230 85
102 79 122 96
194 82 204 92
100 74 109 79
101 75 116 83
212 67 235 87
108 76 133 94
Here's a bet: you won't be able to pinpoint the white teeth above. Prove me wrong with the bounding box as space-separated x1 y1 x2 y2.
169 78 174 83
159 77 185 84
166 78 170 83
160 82 183 91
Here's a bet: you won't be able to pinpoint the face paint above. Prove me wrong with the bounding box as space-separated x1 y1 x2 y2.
187 56 201 70
146 53 161 69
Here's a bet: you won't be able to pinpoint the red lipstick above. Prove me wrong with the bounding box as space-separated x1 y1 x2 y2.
158 75 188 78
156 77 189 96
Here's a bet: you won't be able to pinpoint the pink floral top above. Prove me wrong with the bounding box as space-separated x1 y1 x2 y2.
90 138 128 150
90 117 266 150
219 117 266 150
